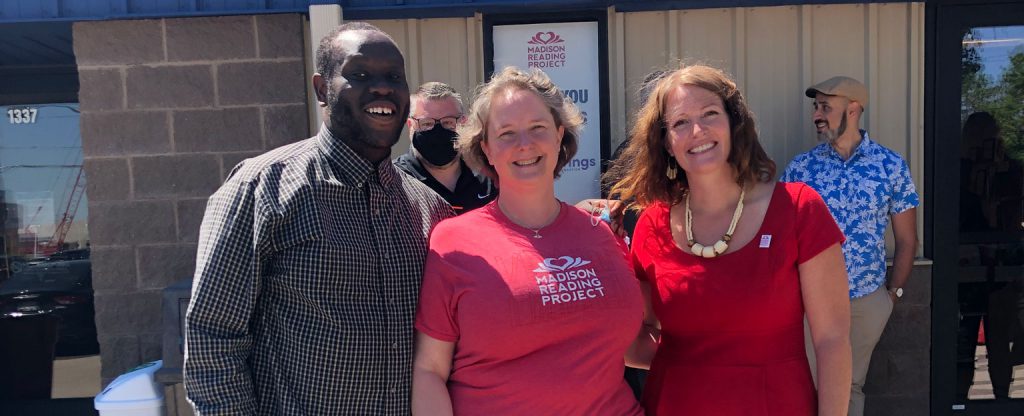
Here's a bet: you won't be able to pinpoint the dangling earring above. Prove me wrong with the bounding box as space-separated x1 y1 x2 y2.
666 157 678 180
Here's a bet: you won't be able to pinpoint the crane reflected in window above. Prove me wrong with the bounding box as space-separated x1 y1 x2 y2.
0 103 96 358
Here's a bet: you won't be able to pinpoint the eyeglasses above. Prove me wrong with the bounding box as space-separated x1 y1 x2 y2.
410 116 462 132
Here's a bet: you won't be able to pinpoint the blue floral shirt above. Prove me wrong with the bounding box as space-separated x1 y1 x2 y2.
781 131 919 298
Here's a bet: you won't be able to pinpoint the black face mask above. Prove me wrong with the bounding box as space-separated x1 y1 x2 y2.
412 124 459 166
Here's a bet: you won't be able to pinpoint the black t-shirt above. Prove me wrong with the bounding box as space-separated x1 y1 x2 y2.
394 152 497 215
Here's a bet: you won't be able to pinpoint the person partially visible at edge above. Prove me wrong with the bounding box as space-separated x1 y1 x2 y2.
598 69 669 400
394 82 496 215
781 76 919 416
955 111 1024 401
594 69 671 239
411 66 644 416
395 80 621 219
183 22 454 415
610 63 852 415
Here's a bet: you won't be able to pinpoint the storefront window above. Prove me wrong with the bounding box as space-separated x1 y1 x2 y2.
956 26 1024 402
0 103 99 399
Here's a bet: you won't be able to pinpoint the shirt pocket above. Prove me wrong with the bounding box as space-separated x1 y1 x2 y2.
265 207 381 325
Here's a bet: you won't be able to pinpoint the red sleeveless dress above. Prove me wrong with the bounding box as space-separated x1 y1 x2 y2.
631 182 843 416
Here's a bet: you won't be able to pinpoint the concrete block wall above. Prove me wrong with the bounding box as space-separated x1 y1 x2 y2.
866 263 933 416
72 13 310 384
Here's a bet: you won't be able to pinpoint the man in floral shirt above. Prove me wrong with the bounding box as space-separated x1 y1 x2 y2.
781 76 919 416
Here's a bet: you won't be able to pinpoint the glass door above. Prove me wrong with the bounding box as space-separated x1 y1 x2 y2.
933 2 1024 415
0 103 99 403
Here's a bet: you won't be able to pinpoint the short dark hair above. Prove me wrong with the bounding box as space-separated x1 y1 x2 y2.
411 82 464 114
315 22 395 80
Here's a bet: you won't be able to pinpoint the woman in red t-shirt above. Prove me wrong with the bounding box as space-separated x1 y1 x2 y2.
607 64 852 416
411 67 644 416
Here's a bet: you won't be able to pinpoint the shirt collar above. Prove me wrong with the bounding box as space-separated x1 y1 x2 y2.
850 130 875 160
816 129 875 162
396 150 473 185
315 124 398 188
396 150 429 181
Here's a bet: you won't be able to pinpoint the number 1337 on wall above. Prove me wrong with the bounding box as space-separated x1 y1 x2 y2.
7 108 38 124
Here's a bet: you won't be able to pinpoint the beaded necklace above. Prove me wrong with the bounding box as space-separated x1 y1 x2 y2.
685 187 745 258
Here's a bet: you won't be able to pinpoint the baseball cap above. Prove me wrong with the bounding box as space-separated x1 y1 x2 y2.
805 76 868 109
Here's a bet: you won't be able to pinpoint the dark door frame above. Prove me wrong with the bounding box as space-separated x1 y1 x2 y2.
929 1 1024 414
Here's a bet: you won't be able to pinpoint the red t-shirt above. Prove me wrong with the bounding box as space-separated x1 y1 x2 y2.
631 182 844 416
416 201 644 416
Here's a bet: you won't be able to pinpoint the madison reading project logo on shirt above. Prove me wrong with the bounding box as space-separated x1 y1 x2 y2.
532 256 607 306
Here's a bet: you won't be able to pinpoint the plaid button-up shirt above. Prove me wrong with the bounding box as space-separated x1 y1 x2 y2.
184 126 454 415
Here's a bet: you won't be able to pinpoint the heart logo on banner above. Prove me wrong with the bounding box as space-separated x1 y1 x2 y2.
528 31 564 45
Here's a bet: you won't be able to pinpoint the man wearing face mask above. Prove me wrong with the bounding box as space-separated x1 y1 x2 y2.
781 76 919 416
394 82 496 215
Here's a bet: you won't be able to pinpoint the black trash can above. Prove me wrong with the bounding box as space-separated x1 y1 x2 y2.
0 314 60 400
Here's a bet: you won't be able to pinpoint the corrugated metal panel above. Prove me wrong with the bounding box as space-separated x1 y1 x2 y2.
744 6 803 163
617 3 925 163
368 16 484 156
614 3 926 254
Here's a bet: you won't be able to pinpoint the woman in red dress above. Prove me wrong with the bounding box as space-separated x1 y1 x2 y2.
609 64 852 416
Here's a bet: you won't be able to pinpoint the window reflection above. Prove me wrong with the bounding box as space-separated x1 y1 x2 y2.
0 104 88 268
0 103 98 400
957 26 1024 402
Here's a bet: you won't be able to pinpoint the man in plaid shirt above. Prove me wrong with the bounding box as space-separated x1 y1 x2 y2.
184 22 453 415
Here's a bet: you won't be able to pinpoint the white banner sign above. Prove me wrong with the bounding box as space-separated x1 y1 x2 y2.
493 21 602 204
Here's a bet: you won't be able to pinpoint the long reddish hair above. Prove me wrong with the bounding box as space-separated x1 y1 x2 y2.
606 64 775 209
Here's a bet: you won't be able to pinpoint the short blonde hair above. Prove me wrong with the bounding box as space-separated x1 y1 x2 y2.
457 67 583 181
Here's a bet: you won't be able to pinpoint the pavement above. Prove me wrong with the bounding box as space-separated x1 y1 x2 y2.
52 354 101 399
967 345 1024 399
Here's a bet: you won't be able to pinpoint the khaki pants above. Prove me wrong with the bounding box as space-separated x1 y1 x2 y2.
805 286 893 416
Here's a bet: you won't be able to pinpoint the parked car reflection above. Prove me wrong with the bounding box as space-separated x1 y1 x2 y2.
0 254 28 279
0 250 97 357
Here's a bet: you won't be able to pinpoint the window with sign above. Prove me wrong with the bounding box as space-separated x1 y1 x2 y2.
0 103 98 399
